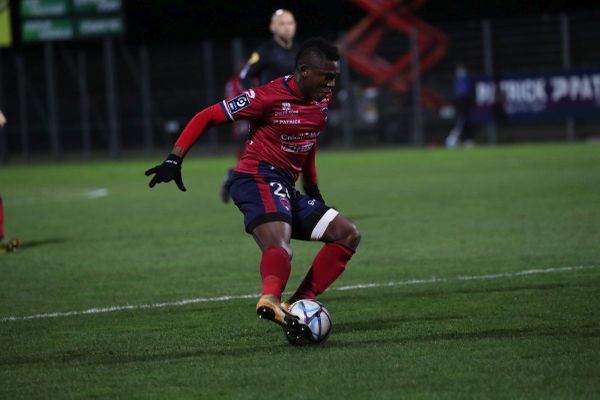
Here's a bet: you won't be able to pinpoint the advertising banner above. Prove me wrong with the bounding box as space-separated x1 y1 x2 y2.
20 0 123 42
0 0 12 47
471 70 600 123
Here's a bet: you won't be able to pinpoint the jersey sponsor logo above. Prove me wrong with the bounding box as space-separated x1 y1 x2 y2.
281 142 314 153
273 119 301 125
227 93 250 114
274 110 299 116
281 131 320 141
246 89 256 99
274 101 299 116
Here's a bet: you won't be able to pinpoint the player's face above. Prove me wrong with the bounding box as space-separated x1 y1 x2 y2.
271 12 296 42
303 60 340 101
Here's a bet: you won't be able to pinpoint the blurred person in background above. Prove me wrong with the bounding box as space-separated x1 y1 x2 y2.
240 9 298 88
220 9 299 203
0 109 21 254
446 61 475 148
146 38 360 343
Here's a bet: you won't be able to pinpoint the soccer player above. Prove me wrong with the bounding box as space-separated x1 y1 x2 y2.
146 38 361 340
0 109 6 248
0 196 20 254
0 109 21 254
220 9 299 203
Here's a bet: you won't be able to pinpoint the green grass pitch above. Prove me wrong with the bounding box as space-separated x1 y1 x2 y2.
1 143 599 399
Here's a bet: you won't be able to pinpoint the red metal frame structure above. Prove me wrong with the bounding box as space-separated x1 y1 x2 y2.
338 0 449 109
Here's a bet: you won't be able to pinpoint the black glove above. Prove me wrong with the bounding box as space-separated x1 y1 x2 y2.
145 154 187 192
304 184 324 203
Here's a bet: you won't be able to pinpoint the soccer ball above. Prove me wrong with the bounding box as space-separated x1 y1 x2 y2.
287 299 332 344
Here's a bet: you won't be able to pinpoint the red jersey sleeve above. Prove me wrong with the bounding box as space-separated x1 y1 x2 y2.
220 88 270 121
301 143 318 187
175 103 229 151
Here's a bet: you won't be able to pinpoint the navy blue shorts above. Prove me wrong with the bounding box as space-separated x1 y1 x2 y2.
227 163 338 241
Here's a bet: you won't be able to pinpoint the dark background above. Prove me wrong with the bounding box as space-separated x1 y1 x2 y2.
122 0 600 41
3 0 600 161
9 0 600 44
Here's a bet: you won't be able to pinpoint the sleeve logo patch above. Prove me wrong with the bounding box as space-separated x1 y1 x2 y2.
248 52 260 65
227 94 250 114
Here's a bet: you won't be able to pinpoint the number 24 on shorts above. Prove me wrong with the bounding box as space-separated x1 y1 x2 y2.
270 182 290 198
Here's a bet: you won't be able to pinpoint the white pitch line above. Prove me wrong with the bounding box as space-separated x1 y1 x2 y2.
1 265 597 323
14 188 109 205
83 188 109 199
336 265 598 290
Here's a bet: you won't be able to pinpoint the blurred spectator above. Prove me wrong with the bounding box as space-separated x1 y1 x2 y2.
446 62 475 148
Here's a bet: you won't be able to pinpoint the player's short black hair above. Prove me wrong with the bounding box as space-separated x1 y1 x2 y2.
296 38 340 68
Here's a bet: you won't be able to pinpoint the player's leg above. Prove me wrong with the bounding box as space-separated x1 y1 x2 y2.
227 168 306 334
252 221 312 341
253 220 293 303
288 213 360 303
0 196 21 254
252 221 296 326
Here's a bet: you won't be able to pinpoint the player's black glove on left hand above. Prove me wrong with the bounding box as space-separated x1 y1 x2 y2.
145 154 187 192
304 184 324 203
